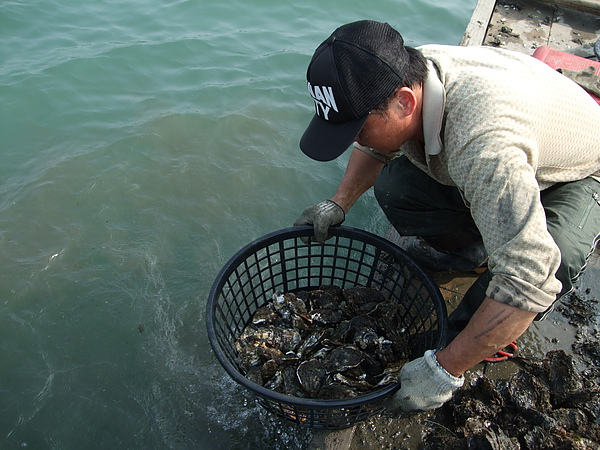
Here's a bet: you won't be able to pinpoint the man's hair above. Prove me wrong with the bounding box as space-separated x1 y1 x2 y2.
373 47 428 112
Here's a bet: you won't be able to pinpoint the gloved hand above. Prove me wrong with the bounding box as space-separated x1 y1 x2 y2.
388 350 464 412
294 200 345 243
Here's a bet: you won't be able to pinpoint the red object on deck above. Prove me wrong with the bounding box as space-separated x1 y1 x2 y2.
533 45 600 105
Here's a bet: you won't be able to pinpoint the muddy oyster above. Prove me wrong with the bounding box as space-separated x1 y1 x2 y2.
423 350 600 449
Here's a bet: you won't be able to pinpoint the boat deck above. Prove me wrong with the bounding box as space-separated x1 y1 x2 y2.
462 0 600 55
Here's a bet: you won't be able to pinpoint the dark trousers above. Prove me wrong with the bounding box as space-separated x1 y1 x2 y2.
374 156 600 333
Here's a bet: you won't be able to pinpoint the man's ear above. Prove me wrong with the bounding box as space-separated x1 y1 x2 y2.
393 87 418 117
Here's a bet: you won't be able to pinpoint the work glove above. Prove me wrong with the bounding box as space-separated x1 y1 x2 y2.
388 350 464 412
294 200 345 244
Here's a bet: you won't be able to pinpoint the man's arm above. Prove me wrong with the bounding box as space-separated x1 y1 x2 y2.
390 296 538 412
330 147 386 213
436 296 537 376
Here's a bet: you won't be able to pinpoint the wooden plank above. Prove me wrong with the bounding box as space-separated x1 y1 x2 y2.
543 0 600 15
460 0 497 46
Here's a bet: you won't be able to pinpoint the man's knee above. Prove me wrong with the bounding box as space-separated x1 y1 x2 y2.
552 230 595 294
544 178 600 293
374 156 416 210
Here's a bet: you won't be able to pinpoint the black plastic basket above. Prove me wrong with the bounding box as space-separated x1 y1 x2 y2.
206 226 447 430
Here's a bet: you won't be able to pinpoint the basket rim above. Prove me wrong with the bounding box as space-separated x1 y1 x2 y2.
206 225 446 409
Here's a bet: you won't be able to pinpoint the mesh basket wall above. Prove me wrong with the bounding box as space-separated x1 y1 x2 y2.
207 226 447 429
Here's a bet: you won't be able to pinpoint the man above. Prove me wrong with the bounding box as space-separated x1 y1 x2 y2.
294 20 600 411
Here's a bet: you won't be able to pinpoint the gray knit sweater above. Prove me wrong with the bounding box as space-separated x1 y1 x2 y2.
398 45 600 312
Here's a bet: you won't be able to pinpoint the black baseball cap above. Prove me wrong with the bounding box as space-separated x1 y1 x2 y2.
300 20 410 161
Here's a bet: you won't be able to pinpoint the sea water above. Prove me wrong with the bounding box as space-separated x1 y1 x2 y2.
0 1 476 448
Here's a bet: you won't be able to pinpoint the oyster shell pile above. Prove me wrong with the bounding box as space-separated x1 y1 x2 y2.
235 285 410 399
423 350 600 449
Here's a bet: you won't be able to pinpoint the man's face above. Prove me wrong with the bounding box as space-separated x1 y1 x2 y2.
355 87 422 153
355 110 406 153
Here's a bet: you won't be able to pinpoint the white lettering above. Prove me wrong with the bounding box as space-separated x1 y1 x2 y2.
308 82 339 120
315 101 331 120
321 86 338 112
313 85 325 104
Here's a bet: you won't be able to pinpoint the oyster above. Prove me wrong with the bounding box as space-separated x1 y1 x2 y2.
333 372 375 392
235 325 301 353
309 308 342 325
323 345 366 374
318 383 359 399
251 304 278 326
297 359 327 397
303 288 341 310
296 328 330 359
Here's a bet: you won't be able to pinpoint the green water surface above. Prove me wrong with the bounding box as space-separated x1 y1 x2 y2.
0 1 476 448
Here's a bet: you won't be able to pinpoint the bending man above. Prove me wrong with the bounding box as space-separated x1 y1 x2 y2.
295 20 600 411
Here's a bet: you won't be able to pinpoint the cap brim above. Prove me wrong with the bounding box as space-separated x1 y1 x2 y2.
300 114 368 162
